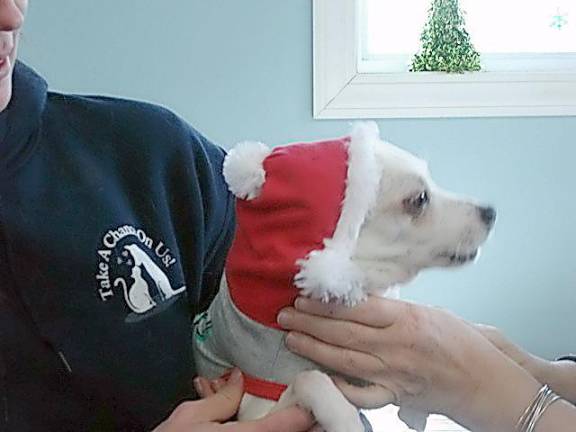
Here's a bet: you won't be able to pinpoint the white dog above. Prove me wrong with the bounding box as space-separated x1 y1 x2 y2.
192 122 495 432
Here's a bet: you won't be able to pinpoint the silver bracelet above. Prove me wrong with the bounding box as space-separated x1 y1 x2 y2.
516 384 561 432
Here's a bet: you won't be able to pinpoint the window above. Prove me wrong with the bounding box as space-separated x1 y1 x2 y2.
313 0 576 118
360 0 576 73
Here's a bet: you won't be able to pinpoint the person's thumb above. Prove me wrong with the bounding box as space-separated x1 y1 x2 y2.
160 369 245 429
192 368 245 423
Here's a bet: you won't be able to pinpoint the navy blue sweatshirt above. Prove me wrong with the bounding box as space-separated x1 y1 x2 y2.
0 63 235 431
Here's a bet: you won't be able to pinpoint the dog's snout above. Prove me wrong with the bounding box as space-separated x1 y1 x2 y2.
478 206 496 228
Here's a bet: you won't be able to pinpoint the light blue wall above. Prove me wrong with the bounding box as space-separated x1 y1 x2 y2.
21 1 575 358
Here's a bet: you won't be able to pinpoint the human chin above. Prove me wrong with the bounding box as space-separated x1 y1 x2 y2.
0 36 19 112
0 71 13 111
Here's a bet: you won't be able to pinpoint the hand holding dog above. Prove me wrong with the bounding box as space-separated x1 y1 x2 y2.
475 324 576 405
278 296 545 431
153 369 315 432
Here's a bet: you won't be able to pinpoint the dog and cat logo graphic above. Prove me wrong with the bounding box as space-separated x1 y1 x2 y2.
95 224 185 323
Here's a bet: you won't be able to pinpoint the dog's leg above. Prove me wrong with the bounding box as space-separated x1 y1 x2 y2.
237 394 276 421
273 370 364 432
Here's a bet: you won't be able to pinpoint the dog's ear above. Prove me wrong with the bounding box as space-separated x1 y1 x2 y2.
223 141 271 200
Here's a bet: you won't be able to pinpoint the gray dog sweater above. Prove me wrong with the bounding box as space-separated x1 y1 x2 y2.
192 276 322 400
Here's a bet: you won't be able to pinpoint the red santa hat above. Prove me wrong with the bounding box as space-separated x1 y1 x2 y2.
223 122 382 329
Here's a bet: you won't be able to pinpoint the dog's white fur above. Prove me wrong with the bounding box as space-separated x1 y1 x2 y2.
355 140 492 294
226 126 494 432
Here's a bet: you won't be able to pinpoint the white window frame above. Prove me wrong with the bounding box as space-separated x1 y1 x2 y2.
313 0 576 119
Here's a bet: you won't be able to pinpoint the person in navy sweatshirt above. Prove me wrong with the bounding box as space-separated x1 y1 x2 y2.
9 2 572 432
0 1 321 431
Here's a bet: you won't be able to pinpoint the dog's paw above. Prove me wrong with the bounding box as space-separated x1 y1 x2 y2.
317 404 364 432
287 371 364 432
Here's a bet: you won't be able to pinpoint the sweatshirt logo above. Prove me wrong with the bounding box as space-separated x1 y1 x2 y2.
95 224 185 322
193 311 213 342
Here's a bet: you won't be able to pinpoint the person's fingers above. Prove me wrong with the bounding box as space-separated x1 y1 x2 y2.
278 308 380 353
307 425 324 432
332 376 396 409
473 323 541 374
253 406 315 432
473 323 520 355
211 377 226 393
223 406 315 432
474 323 501 339
285 332 382 381
292 296 404 328
153 417 220 432
198 369 245 422
195 376 219 398
194 370 239 399
193 377 204 397
174 369 245 425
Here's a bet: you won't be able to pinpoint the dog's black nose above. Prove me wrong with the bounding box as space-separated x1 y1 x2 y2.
478 206 496 227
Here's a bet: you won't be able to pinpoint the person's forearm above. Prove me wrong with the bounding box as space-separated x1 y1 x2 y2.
457 359 542 432
458 358 576 432
534 360 576 405
533 398 576 432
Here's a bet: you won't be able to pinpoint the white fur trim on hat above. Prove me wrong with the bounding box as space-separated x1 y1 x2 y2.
294 121 382 306
223 141 272 200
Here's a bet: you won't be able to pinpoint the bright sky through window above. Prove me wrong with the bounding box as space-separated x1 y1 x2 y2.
363 0 576 60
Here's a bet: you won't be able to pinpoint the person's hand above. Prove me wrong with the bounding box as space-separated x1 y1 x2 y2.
153 369 315 432
476 324 576 405
474 324 547 378
277 297 542 431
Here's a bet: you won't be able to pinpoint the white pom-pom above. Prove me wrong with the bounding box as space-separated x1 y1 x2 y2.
294 248 366 306
349 121 380 145
223 141 272 200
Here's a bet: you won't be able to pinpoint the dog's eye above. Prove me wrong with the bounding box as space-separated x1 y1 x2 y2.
403 191 429 216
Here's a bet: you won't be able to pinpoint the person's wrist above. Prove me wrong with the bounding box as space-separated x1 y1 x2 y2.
454 354 542 431
547 359 576 404
515 355 576 406
527 355 554 383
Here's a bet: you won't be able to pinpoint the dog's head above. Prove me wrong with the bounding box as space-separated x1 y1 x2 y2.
223 123 495 304
355 141 495 294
